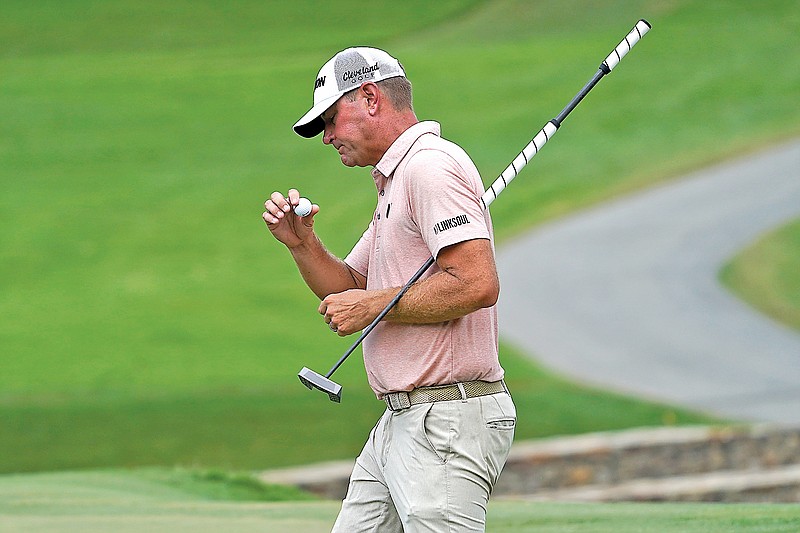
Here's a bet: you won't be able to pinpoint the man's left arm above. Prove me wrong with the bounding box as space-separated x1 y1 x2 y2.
318 238 498 336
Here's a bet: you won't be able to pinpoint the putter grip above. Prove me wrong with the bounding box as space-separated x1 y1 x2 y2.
603 19 651 72
482 122 558 209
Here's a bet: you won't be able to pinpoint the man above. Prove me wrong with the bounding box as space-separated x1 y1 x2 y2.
263 47 515 532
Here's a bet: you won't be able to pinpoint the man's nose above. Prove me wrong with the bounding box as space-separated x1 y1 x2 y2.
322 123 333 145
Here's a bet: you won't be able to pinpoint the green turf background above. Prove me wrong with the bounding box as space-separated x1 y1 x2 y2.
1 0 798 473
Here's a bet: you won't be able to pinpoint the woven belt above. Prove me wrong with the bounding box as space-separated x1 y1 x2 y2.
384 380 507 412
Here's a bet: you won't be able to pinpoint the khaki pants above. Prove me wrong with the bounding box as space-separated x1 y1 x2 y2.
332 391 516 532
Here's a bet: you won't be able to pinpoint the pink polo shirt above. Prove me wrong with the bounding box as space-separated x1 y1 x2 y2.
344 121 504 398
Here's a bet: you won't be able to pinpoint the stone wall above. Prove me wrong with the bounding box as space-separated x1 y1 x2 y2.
259 424 800 502
496 424 800 496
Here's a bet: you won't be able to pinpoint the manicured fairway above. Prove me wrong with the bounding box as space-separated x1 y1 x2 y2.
2 471 800 533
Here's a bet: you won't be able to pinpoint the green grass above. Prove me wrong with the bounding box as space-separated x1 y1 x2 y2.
135 467 317 502
0 343 714 473
486 501 800 533
720 218 800 331
1 0 798 474
2 471 800 533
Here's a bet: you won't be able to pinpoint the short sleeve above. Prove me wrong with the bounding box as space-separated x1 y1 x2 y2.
404 148 490 258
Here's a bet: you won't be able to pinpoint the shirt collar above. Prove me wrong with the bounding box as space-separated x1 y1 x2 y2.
374 121 441 179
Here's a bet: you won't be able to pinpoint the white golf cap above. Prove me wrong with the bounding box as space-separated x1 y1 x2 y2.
293 47 406 138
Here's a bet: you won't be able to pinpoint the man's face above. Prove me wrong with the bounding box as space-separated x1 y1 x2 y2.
320 93 375 168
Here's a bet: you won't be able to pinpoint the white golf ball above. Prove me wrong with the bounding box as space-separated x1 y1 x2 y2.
294 197 312 217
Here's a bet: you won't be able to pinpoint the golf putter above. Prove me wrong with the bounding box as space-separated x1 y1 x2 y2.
298 258 432 402
299 19 652 402
298 366 343 402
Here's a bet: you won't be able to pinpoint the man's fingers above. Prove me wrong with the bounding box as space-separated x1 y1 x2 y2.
270 191 291 213
263 211 277 225
319 297 345 334
287 188 300 207
263 191 295 225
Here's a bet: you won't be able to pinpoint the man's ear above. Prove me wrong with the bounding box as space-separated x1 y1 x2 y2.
360 82 380 116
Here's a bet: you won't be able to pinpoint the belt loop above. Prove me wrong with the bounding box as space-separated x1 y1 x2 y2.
399 391 411 409
457 382 468 402
385 391 412 411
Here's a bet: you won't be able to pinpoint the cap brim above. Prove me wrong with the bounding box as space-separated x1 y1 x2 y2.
293 116 324 138
292 93 341 138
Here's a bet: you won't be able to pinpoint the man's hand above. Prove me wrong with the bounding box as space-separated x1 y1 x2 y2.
263 188 319 249
319 289 389 336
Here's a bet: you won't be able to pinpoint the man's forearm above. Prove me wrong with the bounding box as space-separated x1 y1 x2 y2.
289 233 363 299
318 239 498 336
318 267 496 336
386 239 499 324
384 267 497 324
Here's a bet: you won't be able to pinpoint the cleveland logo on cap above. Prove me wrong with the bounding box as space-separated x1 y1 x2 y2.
342 62 380 83
334 51 382 91
293 47 406 138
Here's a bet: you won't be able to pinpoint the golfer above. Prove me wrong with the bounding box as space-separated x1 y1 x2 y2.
263 47 515 532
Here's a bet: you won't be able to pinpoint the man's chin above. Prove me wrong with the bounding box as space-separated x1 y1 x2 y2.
340 155 363 168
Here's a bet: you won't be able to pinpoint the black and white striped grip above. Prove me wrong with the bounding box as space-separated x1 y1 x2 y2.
604 19 651 71
481 19 650 210
481 122 558 209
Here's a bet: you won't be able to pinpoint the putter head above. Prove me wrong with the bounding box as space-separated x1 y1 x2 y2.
298 367 342 403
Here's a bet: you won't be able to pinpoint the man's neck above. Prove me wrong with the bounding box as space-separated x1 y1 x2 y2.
372 110 418 163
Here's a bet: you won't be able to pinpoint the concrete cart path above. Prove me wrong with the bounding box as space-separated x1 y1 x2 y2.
497 139 800 423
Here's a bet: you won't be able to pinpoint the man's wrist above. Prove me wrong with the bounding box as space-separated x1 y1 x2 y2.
287 232 319 254
374 287 404 321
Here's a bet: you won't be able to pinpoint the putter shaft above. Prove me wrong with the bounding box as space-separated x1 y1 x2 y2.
297 19 652 401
